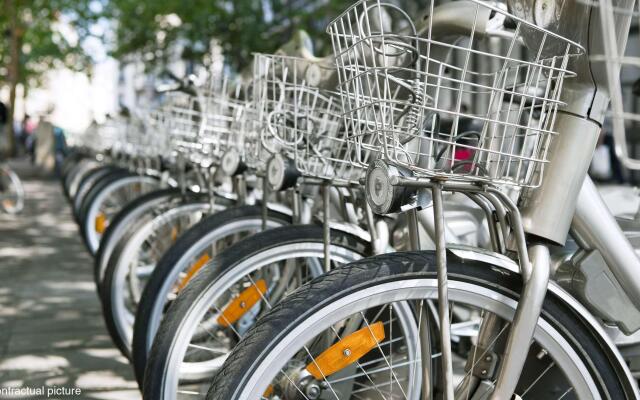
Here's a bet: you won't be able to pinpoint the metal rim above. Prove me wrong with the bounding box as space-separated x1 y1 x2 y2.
232 279 601 400
109 202 213 351
84 175 159 253
144 217 288 351
158 241 365 400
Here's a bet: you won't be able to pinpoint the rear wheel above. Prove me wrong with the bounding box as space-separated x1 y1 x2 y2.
205 251 630 400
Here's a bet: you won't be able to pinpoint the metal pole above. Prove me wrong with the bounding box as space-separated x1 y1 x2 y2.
407 208 421 251
323 182 331 273
419 300 433 400
431 182 454 400
292 189 301 224
490 244 550 400
261 175 269 231
234 174 246 206
409 192 429 399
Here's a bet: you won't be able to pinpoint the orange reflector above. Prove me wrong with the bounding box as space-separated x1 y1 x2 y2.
2 199 14 210
217 279 267 327
263 384 274 398
95 212 107 234
306 321 385 380
170 226 178 242
176 253 211 291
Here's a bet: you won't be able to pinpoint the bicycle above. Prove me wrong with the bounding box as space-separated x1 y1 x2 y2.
140 44 489 399
204 1 640 399
0 162 24 214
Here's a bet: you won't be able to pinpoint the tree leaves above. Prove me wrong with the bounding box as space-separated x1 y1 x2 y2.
0 0 101 87
105 0 350 71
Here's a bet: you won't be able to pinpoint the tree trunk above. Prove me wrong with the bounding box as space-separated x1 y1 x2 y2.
5 0 20 157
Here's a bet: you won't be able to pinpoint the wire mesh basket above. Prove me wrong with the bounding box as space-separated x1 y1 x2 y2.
133 107 171 158
252 53 365 183
589 0 640 170
328 0 583 188
166 74 247 168
241 99 266 172
165 91 202 161
93 117 129 155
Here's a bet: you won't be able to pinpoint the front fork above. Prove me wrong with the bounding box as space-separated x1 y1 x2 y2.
409 184 551 400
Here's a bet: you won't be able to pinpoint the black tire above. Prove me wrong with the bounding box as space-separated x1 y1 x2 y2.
77 170 134 251
143 225 371 400
73 166 124 222
63 158 100 202
132 205 292 387
60 152 86 197
94 187 181 292
100 193 235 359
206 251 631 400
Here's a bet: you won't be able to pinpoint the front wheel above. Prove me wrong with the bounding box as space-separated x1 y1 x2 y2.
143 225 371 400
206 251 631 400
131 205 292 387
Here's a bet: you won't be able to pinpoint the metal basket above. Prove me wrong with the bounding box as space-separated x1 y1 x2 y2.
165 74 248 168
327 0 583 188
252 53 365 183
166 91 203 163
591 0 640 170
242 100 266 172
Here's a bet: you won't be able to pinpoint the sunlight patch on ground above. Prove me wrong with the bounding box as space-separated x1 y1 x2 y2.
0 246 57 258
42 281 95 292
81 348 129 365
0 355 69 371
75 371 137 390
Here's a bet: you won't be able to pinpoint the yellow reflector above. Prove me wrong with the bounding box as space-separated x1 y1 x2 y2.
306 321 385 380
176 253 211 291
217 279 267 327
95 212 107 234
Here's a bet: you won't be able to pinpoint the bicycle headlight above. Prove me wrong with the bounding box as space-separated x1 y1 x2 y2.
365 159 416 215
221 149 246 177
267 154 300 191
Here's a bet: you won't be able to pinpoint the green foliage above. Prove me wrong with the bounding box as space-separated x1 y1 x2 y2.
0 0 102 88
104 0 349 71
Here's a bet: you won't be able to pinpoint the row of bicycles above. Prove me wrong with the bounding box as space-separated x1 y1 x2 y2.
59 0 640 399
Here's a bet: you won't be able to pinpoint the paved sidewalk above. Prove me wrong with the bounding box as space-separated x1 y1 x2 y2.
0 159 140 400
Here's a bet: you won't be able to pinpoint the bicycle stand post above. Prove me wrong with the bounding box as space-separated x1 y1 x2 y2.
261 175 269 231
431 181 455 400
323 181 331 273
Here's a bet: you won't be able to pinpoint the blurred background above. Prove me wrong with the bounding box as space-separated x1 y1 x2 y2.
2 0 640 184
0 0 431 159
